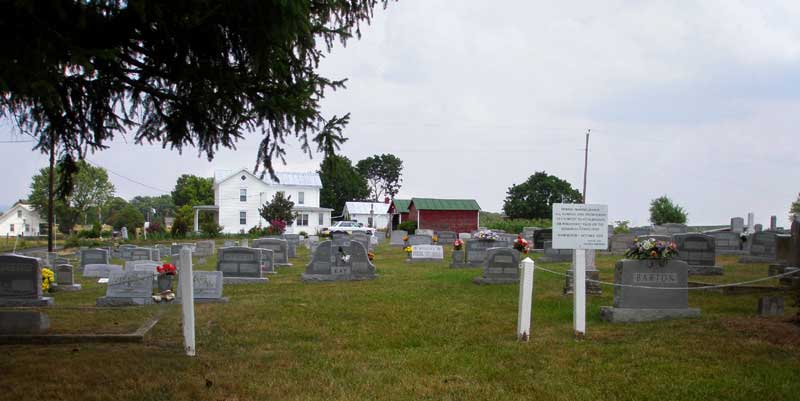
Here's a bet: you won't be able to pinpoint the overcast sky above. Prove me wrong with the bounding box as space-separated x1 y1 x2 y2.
1 1 798 227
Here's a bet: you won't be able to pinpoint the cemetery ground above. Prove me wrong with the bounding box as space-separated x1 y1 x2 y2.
2 245 800 400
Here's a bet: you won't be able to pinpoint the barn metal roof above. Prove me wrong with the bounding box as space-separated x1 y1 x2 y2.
410 198 481 211
391 199 411 213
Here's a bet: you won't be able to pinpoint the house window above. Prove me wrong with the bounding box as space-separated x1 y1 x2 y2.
240 211 247 225
297 214 309 226
240 188 247 202
318 213 324 226
9 224 14 232
17 210 21 218
24 224 30 232
298 192 305 205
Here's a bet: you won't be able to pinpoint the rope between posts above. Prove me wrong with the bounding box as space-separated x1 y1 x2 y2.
532 265 797 291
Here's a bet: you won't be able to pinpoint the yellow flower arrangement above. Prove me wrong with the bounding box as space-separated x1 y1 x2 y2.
41 268 55 292
432 235 439 243
403 246 412 253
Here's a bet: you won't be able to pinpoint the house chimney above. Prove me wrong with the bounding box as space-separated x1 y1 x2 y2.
384 196 391 204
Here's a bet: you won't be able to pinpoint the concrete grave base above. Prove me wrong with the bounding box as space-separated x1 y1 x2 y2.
688 265 723 275
0 297 54 307
738 256 776 264
472 276 519 285
0 311 50 334
176 297 230 304
50 284 82 292
96 296 154 307
301 273 377 283
223 277 269 285
599 306 701 323
405 258 443 263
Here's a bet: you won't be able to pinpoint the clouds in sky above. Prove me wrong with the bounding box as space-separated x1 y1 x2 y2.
1 0 798 227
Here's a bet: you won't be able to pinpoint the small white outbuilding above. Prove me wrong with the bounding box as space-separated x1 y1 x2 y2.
343 201 391 230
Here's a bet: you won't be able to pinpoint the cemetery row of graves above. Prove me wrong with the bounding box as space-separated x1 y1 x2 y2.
1 218 799 399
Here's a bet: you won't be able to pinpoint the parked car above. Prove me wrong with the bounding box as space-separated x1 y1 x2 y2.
320 221 374 236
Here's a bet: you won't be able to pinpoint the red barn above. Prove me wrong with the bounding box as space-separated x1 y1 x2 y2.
387 199 411 230
407 198 481 233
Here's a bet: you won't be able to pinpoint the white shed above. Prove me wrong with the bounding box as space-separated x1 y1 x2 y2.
343 202 391 230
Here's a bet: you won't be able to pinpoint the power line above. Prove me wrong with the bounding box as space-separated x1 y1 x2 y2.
84 159 172 195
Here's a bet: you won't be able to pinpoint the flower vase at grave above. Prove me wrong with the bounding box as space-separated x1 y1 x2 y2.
451 250 465 267
157 275 174 292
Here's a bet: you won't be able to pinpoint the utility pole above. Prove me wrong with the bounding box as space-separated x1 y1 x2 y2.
47 134 56 253
582 129 590 204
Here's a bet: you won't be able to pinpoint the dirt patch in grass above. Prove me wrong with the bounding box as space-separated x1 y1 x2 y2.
721 316 800 348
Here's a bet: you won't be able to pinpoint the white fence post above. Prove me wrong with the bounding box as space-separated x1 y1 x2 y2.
179 247 196 356
574 249 586 339
517 257 535 341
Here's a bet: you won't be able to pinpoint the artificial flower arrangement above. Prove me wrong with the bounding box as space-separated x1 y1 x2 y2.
432 235 439 243
474 230 499 241
513 235 529 254
453 239 464 251
404 246 413 254
367 251 375 261
157 263 177 275
402 235 409 242
624 237 678 260
41 268 55 292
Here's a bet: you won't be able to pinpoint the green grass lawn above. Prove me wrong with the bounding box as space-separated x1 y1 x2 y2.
1 242 799 400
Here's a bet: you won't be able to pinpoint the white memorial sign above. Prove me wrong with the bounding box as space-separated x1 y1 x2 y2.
552 204 609 250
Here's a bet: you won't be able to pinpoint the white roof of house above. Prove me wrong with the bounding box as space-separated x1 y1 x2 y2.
215 168 322 188
344 202 391 215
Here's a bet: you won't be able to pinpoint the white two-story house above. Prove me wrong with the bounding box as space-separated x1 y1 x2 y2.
200 168 332 235
0 203 43 237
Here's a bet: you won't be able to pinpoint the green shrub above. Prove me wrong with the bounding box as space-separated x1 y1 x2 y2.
201 221 224 237
480 212 551 234
397 220 417 234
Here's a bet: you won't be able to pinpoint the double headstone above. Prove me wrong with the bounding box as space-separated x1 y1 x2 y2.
473 248 520 285
465 239 511 265
252 238 290 266
739 231 778 263
195 240 215 257
80 249 109 269
538 241 572 263
283 234 300 258
96 271 154 306
390 230 407 246
302 241 377 282
416 229 435 237
532 229 552 250
609 233 636 253
83 264 123 278
706 232 744 255
407 235 433 246
436 231 458 245
119 244 136 260
600 259 700 323
0 254 53 306
216 247 268 284
176 271 228 304
672 233 722 275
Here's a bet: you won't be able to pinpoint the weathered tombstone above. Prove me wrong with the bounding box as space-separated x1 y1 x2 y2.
408 245 444 263
0 311 50 334
216 247 267 284
473 248 520 285
739 231 778 263
302 241 377 282
252 238 290 266
125 260 161 274
672 233 722 275
96 271 154 306
770 216 778 231
458 233 472 240
0 254 53 306
176 271 228 304
564 250 601 295
119 244 136 260
629 226 652 237
52 264 81 292
532 229 552 250
768 234 792 276
80 248 109 269
538 240 573 263
195 240 215 257
730 217 744 234
407 235 433 246
253 248 276 274
283 234 300 258
757 296 784 316
351 232 371 252
754 224 763 233
450 246 466 268
83 264 123 278
465 239 495 265
223 240 237 247
600 259 700 322
240 238 249 247
436 231 458 245
659 223 688 235
706 231 744 255
128 247 152 262
155 244 171 260
610 233 636 253
416 229 434 237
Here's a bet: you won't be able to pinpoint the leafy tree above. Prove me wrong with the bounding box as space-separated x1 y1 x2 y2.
0 1 389 185
171 205 195 237
613 220 631 234
171 175 214 207
790 192 800 222
502 172 583 219
130 195 176 222
649 196 688 225
319 155 370 215
259 192 296 226
107 204 144 235
356 154 403 201
69 161 115 224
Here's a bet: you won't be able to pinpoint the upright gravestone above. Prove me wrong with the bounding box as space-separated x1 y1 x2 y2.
80 249 109 269
0 254 53 306
473 248 520 285
755 224 763 233
125 260 161 275
629 227 652 237
770 216 778 231
96 271 154 306
283 234 300 258
407 235 433 246
223 240 238 247
770 234 792 276
564 250 601 295
195 240 215 257
127 247 152 262
465 239 496 266
706 232 744 255
252 238 290 266
436 231 458 245
52 264 81 292
408 245 444 263
600 259 700 323
240 238 249 247
176 271 228 304
390 230 407 246
416 229 435 237
119 244 136 260
216 247 268 284
351 232 371 252
458 233 472 240
302 241 377 282
739 231 778 263
731 217 745 234
789 220 800 267
538 240 573 263
82 264 123 278
532 229 552 250
609 234 636 253
253 248 276 274
672 233 723 275
154 244 171 260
